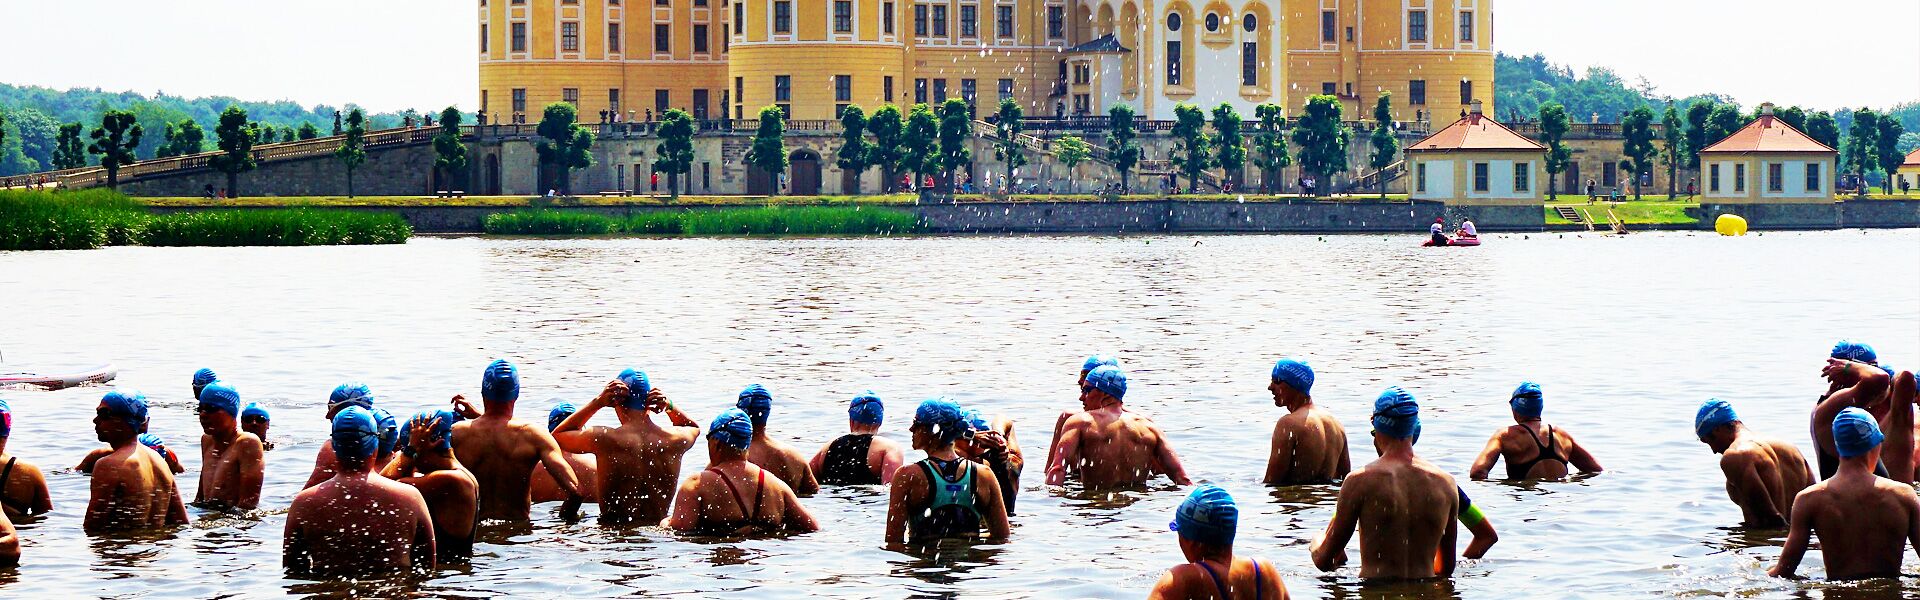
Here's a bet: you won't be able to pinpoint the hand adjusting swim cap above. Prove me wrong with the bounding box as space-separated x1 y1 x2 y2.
1830 340 1879 364
1085 365 1128 401
616 368 653 410
737 384 773 427
1694 398 1738 440
1170 484 1238 547
481 359 520 403
1833 407 1885 459
961 408 992 432
198 381 241 417
372 408 400 455
330 406 381 463
1509 381 1544 418
1082 354 1120 373
192 368 219 397
403 409 461 455
709 408 755 450
99 389 149 430
548 402 579 432
914 397 969 443
328 382 376 413
1271 357 1314 396
849 392 884 426
1372 386 1420 441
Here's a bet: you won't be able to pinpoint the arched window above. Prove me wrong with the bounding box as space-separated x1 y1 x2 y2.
1167 12 1180 31
1242 13 1255 32
1204 13 1219 32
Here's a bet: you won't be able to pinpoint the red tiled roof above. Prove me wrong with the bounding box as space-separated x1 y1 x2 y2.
1903 148 1920 168
1405 114 1547 152
1700 115 1835 154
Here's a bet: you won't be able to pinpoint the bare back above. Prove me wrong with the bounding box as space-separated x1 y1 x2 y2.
746 437 818 497
285 474 435 577
1344 458 1457 580
685 463 802 534
0 454 51 518
532 453 599 503
591 423 698 526
1059 409 1178 488
86 446 185 532
404 468 479 563
1494 424 1572 480
1149 557 1290 600
1266 405 1350 485
1795 476 1917 579
1721 437 1813 527
453 417 560 521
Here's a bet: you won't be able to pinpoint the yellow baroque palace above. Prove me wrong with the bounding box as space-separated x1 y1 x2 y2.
477 0 1493 124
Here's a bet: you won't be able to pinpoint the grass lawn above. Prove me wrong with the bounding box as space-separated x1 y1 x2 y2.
1544 199 1698 225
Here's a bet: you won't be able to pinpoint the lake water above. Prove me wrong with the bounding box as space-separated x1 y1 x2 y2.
2 230 1917 599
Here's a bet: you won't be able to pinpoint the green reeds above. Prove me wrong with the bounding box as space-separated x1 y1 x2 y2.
482 206 918 236
0 189 146 250
0 190 411 250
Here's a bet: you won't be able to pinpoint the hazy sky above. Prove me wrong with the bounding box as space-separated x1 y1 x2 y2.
1 0 1914 113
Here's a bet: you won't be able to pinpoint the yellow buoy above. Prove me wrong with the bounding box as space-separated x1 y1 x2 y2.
1714 214 1748 236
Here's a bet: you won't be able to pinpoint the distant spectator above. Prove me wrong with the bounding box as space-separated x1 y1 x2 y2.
1585 178 1596 200
1687 178 1697 198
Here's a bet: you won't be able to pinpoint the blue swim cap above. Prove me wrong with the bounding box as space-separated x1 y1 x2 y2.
241 403 270 423
1833 407 1885 459
138 433 170 457
408 409 460 452
1694 398 1740 440
328 382 375 413
1085 365 1128 401
99 389 149 430
1170 484 1238 547
1082 354 1120 373
1372 387 1421 440
330 406 380 464
914 397 968 442
0 398 12 438
616 368 652 410
709 408 755 450
961 408 992 432
737 384 773 428
849 392 884 426
1830 340 1879 364
1509 381 1544 418
192 368 219 397
548 402 578 432
372 408 400 454
481 359 520 403
197 381 241 417
1271 358 1314 396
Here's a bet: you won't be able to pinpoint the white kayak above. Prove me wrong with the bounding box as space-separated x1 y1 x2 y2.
0 363 118 390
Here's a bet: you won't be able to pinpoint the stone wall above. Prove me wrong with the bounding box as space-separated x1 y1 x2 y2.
119 143 444 198
1697 200 1920 230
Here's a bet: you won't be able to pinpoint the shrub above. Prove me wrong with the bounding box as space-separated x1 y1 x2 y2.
140 209 411 246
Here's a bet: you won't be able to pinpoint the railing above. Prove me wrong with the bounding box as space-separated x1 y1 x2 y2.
24 125 443 191
1344 160 1407 193
1014 116 1431 137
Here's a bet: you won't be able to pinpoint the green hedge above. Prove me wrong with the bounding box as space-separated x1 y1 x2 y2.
0 189 411 250
483 206 918 236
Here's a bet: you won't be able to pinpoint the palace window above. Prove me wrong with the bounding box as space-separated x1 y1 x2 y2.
932 5 947 36
1409 80 1426 105
609 24 621 52
655 24 670 52
996 5 1013 37
835 75 852 101
999 78 1014 101
1204 13 1218 32
1166 40 1182 86
481 24 489 53
512 22 527 51
694 24 710 53
1515 162 1531 192
654 0 666 6
1321 82 1335 96
884 2 895 34
563 87 579 105
1407 10 1426 42
655 89 670 112
1241 42 1257 86
885 76 895 102
1242 13 1255 32
1072 63 1089 84
962 78 977 107
1473 162 1489 192
734 2 745 34
915 5 928 35
1048 5 1065 38
512 88 526 113
694 0 704 6
562 22 580 51
775 75 791 102
835 0 854 33
934 79 948 102
1320 10 1334 42
915 78 928 103
693 89 710 120
960 4 977 37
775 1 793 33
481 90 489 115
1806 163 1821 192
1459 11 1474 42
609 89 622 115
1459 80 1472 105
1768 163 1784 192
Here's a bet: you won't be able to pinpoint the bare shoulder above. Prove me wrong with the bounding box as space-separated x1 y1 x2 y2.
890 462 925 487
235 433 266 454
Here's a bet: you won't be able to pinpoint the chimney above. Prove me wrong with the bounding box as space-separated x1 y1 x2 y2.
1470 99 1483 117
1760 102 1775 117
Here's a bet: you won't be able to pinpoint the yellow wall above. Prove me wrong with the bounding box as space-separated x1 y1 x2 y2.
1280 0 1492 121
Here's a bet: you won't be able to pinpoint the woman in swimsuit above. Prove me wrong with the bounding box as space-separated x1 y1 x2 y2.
1148 485 1288 600
665 409 819 536
1469 382 1604 480
885 398 1010 545
0 399 53 519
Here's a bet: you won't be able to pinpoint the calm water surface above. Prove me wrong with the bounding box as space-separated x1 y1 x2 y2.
2 230 1918 599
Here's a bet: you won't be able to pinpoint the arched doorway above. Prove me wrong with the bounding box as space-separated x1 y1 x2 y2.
789 150 821 196
746 165 774 195
484 154 501 195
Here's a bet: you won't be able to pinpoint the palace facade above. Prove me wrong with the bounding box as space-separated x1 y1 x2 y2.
477 0 1494 123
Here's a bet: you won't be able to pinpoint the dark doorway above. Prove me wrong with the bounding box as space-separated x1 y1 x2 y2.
1564 161 1579 195
747 165 774 195
789 150 821 195
485 154 501 195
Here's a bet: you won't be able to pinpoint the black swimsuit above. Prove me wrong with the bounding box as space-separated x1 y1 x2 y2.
820 434 881 485
0 457 21 515
1507 424 1568 479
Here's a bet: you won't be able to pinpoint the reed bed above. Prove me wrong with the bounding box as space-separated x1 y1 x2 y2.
0 190 411 250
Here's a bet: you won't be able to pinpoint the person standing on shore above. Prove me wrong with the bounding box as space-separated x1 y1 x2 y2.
84 390 190 533
1310 387 1457 580
1046 365 1192 488
192 381 265 511
1769 408 1920 580
552 369 702 526
810 392 906 486
1695 398 1813 528
0 400 54 519
380 409 479 564
735 385 819 497
450 359 585 521
284 406 436 578
1468 382 1603 480
1264 358 1350 485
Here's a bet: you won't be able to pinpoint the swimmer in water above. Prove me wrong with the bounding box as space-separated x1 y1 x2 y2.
302 381 379 489
84 390 190 533
1814 340 1895 480
285 406 436 577
192 368 217 403
553 369 702 526
0 399 54 519
1454 486 1498 560
80 432 184 475
664 408 819 535
1262 358 1351 485
1147 485 1289 600
192 381 265 510
1695 398 1813 528
1048 354 1120 466
240 403 273 451
1468 382 1603 480
1311 387 1458 580
532 402 600 504
0 503 16 566
1769 408 1920 580
1046 365 1192 488
810 392 906 486
956 407 1024 514
886 398 1010 545
1812 358 1892 481
381 409 479 564
450 359 584 521
736 385 819 497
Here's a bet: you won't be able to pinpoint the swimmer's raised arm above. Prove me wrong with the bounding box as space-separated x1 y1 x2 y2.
553 382 621 454
450 395 481 420
1813 360 1889 460
1768 489 1815 577
1468 434 1503 480
649 389 700 431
